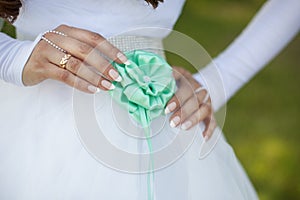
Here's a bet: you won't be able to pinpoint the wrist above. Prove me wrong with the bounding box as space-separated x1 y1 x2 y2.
193 61 227 111
9 33 43 86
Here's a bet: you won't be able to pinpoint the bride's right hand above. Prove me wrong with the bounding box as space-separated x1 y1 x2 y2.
22 24 127 93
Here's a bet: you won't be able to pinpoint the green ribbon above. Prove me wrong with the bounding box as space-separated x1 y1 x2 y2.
109 50 176 200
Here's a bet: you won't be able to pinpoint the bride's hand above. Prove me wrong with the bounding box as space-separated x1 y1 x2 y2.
22 24 127 93
165 66 217 141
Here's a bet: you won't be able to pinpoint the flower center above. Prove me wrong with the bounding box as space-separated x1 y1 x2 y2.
143 75 151 83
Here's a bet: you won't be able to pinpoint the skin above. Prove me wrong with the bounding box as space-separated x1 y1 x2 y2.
23 24 126 93
165 66 216 140
22 24 216 138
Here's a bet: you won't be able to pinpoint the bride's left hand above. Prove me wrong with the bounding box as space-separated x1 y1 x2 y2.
165 66 216 141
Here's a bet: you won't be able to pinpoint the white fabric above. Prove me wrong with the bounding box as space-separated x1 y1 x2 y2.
0 33 42 86
14 0 186 40
194 0 300 111
0 0 185 86
0 0 260 199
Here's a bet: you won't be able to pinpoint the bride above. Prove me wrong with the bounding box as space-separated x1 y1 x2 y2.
0 0 299 199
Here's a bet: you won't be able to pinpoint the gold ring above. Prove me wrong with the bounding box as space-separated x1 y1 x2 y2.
59 54 71 69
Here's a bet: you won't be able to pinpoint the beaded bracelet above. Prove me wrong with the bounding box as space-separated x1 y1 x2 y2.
41 30 67 53
43 30 67 37
41 36 67 53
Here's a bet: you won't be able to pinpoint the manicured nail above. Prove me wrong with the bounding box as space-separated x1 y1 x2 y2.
117 52 129 64
124 60 131 65
204 135 209 142
88 85 100 93
165 102 177 114
109 69 122 82
181 121 192 130
101 80 115 90
170 116 180 128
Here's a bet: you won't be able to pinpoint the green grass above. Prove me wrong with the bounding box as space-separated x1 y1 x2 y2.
1 1 299 199
0 20 16 38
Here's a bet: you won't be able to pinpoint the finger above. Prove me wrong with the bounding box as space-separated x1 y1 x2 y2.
55 25 128 64
165 80 208 116
65 57 115 91
203 115 217 141
67 59 115 91
45 47 115 90
165 75 195 114
169 94 200 128
44 32 121 82
172 66 194 80
177 102 212 131
172 66 185 81
45 63 100 94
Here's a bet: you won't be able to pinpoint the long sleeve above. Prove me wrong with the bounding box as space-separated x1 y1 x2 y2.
193 0 300 111
0 32 42 86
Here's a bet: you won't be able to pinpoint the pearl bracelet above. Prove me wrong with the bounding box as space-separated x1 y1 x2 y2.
41 30 68 53
43 30 67 37
41 36 67 53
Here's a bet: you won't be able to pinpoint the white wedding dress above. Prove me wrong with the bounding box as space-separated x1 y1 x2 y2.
0 0 299 199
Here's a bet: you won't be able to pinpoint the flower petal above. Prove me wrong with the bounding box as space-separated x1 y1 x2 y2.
110 50 176 127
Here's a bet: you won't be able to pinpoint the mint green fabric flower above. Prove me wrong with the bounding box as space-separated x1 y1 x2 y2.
110 50 176 128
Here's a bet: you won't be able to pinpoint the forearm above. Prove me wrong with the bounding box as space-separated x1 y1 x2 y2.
194 0 300 111
0 32 41 86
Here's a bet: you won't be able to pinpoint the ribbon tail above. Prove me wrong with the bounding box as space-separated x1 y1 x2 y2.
138 107 155 200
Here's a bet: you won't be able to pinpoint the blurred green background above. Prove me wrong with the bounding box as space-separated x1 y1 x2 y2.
1 0 299 199
168 0 300 200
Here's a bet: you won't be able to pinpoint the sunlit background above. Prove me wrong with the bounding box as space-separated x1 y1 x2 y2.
167 1 300 200
1 0 299 199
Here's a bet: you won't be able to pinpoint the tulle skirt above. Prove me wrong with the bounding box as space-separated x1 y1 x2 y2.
0 79 258 200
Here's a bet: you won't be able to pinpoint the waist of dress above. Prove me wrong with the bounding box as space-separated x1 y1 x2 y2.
107 35 165 58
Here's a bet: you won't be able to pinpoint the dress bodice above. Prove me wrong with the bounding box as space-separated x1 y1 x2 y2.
14 0 186 40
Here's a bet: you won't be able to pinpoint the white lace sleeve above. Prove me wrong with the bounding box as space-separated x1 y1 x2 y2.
0 32 42 86
193 0 300 111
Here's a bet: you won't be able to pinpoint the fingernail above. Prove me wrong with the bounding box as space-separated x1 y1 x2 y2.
101 80 115 90
170 116 180 128
88 85 100 93
109 69 122 82
204 135 209 142
165 102 177 114
124 60 131 65
181 121 192 130
117 52 129 64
